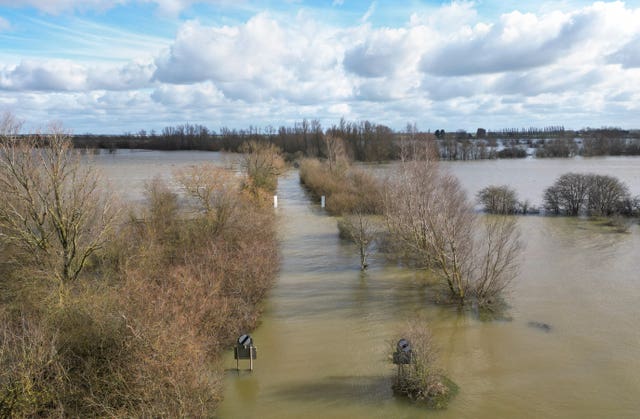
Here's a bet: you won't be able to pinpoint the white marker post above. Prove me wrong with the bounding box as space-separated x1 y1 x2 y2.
274 195 278 208
321 195 325 208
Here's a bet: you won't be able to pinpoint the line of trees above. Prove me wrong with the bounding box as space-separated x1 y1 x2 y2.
70 121 640 161
477 174 639 218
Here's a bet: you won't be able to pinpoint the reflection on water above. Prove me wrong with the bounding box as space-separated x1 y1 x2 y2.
93 152 640 418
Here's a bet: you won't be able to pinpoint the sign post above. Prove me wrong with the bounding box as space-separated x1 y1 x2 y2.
234 334 257 372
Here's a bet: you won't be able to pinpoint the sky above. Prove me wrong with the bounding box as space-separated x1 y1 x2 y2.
1 0 640 134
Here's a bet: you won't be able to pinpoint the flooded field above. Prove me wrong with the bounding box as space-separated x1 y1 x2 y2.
95 152 640 418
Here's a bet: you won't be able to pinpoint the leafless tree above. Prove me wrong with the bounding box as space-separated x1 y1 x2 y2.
586 174 630 216
391 318 453 406
384 159 475 301
240 140 284 194
543 173 590 215
473 216 522 306
174 163 239 233
544 172 631 216
477 185 519 214
384 154 521 306
338 211 376 270
322 134 348 173
0 114 119 299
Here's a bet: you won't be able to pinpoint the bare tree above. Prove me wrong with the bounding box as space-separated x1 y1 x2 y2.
240 141 284 194
543 173 590 215
174 163 239 233
543 172 631 216
476 185 519 214
384 155 521 307
338 211 375 270
322 134 348 173
391 318 454 407
473 216 522 306
384 159 475 301
0 114 119 298
586 174 629 216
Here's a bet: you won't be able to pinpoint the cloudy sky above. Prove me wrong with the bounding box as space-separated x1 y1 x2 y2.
1 1 640 133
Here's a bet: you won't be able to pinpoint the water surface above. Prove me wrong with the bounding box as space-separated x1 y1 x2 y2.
94 153 640 418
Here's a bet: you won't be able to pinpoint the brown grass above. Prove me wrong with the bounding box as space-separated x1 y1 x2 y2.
299 158 382 215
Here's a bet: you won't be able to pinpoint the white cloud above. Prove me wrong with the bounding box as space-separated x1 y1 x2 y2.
420 2 640 77
343 27 418 78
153 14 354 103
4 1 640 131
0 59 154 91
151 81 224 107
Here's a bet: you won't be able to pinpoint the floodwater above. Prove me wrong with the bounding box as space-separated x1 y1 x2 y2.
94 152 640 418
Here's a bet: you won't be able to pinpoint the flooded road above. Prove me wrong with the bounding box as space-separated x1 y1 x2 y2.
94 151 640 418
219 167 640 418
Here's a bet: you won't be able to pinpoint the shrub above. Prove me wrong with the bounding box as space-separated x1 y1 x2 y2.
240 140 285 195
0 159 280 416
299 158 382 215
477 185 519 214
391 320 457 408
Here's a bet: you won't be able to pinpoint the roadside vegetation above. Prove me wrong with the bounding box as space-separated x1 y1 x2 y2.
299 135 383 216
0 114 280 416
300 139 522 310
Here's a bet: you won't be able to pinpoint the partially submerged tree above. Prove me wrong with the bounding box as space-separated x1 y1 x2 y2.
337 211 376 270
543 173 590 215
322 134 348 173
476 185 519 214
543 172 633 216
384 155 521 307
0 115 119 297
384 159 475 301
586 174 630 216
473 216 522 306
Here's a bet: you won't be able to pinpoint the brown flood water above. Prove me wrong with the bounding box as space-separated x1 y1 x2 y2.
95 151 640 418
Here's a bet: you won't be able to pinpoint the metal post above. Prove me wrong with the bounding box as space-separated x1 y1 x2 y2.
321 195 325 208
249 346 254 371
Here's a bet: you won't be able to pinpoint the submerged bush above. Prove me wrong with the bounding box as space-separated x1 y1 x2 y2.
391 320 457 409
477 185 519 214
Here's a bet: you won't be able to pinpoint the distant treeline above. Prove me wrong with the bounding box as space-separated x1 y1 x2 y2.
71 120 640 161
